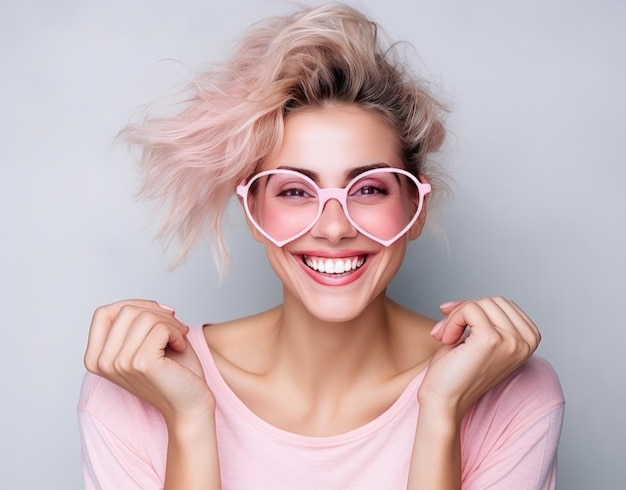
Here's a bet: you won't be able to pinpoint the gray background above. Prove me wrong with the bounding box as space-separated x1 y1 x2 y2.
2 0 624 488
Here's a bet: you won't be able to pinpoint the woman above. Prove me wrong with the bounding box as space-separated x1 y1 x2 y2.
79 3 564 489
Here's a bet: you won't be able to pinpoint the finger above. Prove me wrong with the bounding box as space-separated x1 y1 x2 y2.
112 311 187 375
462 297 539 361
477 296 539 346
434 301 492 345
96 306 162 366
131 321 187 375
488 296 541 348
86 300 167 353
442 298 527 347
84 302 125 372
439 299 465 315
85 300 179 373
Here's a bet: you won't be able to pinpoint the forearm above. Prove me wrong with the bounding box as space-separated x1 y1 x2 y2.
164 412 221 489
407 403 462 490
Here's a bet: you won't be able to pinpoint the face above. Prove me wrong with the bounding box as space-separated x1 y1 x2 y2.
246 105 427 323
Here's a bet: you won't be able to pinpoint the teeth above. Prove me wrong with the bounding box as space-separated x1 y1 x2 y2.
325 259 335 274
304 255 365 274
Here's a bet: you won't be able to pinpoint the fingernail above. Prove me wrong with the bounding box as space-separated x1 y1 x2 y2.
430 320 444 336
157 303 176 313
439 300 461 310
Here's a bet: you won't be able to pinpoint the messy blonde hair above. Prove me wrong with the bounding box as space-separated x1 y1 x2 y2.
121 2 447 273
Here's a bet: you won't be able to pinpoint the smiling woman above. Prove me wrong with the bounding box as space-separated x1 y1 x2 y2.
78 3 564 489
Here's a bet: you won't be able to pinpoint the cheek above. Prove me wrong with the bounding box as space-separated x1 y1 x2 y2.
258 206 307 242
250 198 284 236
351 201 413 241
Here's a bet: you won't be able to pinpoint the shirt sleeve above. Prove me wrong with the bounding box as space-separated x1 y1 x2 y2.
460 356 565 490
78 373 168 490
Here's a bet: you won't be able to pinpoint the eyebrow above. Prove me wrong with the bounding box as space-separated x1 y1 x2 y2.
277 163 391 184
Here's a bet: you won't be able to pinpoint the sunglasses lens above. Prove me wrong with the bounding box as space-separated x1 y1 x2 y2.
346 171 420 242
246 172 320 243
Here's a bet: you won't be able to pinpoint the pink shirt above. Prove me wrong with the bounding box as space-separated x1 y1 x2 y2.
78 325 564 489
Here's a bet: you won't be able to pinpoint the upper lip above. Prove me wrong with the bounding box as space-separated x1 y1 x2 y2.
293 249 374 258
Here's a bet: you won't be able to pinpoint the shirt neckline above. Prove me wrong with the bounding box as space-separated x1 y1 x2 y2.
189 324 425 447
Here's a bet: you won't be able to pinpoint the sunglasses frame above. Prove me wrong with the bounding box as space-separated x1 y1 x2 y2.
236 166 431 247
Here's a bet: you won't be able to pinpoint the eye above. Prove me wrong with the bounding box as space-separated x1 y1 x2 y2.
278 187 313 198
350 179 391 197
356 184 389 195
273 178 318 200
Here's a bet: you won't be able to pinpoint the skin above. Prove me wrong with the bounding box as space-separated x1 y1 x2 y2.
84 105 540 489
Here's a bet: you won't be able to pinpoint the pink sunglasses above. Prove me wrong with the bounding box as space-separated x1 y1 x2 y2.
236 167 431 247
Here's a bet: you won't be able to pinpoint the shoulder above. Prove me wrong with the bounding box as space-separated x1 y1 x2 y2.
492 356 563 406
78 372 165 432
473 356 563 417
462 355 564 438
77 371 168 475
459 357 564 487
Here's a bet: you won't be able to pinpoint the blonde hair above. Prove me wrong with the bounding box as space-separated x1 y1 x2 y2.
121 2 447 273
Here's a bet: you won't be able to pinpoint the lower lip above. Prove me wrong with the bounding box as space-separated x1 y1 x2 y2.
297 256 370 286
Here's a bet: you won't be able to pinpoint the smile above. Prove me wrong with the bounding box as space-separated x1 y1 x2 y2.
303 255 366 274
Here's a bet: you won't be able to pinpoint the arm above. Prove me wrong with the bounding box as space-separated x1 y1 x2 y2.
83 300 221 489
407 297 543 489
163 404 221 488
407 402 462 489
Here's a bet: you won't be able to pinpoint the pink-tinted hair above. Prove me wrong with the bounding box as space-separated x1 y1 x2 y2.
121 3 448 273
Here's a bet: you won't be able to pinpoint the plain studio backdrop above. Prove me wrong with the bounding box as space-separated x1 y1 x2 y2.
2 0 624 488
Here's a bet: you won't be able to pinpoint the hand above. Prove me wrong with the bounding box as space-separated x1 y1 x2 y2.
84 299 215 423
418 296 541 418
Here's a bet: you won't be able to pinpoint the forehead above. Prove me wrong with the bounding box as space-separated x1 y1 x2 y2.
262 105 404 184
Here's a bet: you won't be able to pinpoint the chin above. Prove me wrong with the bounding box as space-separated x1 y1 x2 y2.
307 308 362 324
296 287 385 325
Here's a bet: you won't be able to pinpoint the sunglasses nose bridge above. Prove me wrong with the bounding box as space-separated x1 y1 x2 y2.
310 186 358 238
317 187 349 216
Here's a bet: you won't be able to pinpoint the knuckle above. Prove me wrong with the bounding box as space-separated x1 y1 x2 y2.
96 357 115 377
515 342 533 361
503 339 521 357
481 330 501 350
130 356 149 374
509 335 534 359
90 305 112 330
135 308 159 325
462 300 481 316
118 304 138 317
491 294 508 304
84 353 98 373
113 356 131 374
523 341 535 357
153 321 170 333
91 304 108 320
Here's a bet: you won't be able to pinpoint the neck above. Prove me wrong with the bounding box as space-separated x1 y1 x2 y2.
271 288 398 393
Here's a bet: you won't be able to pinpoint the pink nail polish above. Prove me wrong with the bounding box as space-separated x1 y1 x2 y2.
439 300 461 310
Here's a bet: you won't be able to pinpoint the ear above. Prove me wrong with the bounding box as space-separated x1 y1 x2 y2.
408 175 429 241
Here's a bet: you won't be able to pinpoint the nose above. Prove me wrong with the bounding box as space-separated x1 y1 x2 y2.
309 198 358 243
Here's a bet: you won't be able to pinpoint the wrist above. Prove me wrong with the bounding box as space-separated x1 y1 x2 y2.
164 406 221 490
418 401 463 434
417 393 466 427
165 404 216 439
